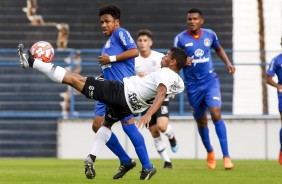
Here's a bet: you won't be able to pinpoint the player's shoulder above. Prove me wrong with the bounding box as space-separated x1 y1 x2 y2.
176 30 188 37
151 50 165 57
202 28 216 35
273 53 282 61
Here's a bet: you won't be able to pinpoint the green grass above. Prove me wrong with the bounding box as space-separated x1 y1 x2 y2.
0 159 281 184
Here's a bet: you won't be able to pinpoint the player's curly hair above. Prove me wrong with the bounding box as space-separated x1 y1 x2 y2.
170 47 187 70
98 4 121 19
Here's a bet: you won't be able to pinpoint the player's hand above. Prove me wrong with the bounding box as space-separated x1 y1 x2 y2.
186 56 194 66
277 85 282 93
226 64 236 76
136 114 151 129
98 54 110 65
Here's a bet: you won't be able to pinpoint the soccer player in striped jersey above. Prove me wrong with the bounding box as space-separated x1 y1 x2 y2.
266 36 282 165
135 29 178 168
174 8 235 170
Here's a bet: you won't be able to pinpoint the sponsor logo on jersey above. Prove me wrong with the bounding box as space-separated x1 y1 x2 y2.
185 42 193 47
204 38 211 47
213 96 220 101
126 31 134 43
168 81 181 93
192 49 209 66
128 93 141 111
105 39 110 49
101 64 112 70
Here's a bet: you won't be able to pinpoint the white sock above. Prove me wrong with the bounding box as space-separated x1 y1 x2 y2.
154 136 171 162
33 59 66 83
90 126 112 156
164 125 174 139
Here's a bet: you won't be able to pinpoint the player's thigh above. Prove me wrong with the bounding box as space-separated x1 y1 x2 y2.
186 86 206 119
205 77 222 108
149 125 160 138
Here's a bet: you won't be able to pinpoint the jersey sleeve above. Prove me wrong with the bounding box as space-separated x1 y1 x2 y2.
267 59 277 76
114 28 137 50
210 30 220 49
174 35 181 48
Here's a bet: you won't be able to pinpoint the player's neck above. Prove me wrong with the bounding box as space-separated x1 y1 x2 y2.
140 50 151 58
188 29 202 39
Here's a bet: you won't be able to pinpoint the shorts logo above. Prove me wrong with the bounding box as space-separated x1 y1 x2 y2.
161 106 168 114
88 85 94 99
128 93 141 111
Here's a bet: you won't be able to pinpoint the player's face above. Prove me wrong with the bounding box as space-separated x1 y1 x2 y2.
100 14 119 36
161 50 174 68
137 35 153 53
186 13 204 32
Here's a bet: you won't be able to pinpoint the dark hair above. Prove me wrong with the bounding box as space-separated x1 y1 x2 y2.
170 47 187 70
98 4 121 19
187 8 203 17
137 29 153 39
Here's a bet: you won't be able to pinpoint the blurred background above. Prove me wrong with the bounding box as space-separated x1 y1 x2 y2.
0 0 281 159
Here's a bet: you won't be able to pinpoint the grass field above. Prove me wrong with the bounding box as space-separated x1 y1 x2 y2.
0 159 281 184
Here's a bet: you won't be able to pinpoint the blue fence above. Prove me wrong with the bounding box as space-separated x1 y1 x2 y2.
0 48 275 118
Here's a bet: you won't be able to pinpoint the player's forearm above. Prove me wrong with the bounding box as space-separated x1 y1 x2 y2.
216 47 232 66
116 48 138 61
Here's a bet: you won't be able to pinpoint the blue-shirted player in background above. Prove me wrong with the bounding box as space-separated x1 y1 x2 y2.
87 4 156 180
174 8 235 170
266 36 282 165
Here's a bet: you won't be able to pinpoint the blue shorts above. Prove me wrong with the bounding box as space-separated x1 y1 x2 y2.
95 101 134 123
278 92 282 112
185 76 221 119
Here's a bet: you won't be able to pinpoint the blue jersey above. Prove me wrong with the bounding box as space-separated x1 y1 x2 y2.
174 28 220 81
101 27 137 82
267 54 282 84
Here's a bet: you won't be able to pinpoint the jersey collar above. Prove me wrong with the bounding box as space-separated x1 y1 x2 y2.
187 29 202 40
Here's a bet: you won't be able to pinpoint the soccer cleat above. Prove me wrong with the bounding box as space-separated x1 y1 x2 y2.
169 136 179 153
113 159 136 179
139 166 157 180
84 155 95 179
223 157 234 170
163 161 173 168
207 150 216 170
279 151 282 165
18 44 30 68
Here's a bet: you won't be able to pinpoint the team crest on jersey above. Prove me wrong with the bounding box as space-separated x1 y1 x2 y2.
105 39 111 49
204 38 211 47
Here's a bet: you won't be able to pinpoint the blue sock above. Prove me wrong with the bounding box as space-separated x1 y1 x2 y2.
214 120 229 157
280 127 282 152
197 126 213 153
123 124 152 169
106 132 131 165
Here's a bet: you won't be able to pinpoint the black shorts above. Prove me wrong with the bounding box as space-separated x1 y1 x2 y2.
141 101 169 127
81 77 132 124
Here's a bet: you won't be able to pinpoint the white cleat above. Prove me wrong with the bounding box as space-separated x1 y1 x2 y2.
18 44 30 68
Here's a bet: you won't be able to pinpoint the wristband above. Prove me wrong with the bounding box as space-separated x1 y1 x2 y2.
109 55 117 62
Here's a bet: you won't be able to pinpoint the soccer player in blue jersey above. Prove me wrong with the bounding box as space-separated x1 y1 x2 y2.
266 36 282 165
174 8 235 170
90 4 155 179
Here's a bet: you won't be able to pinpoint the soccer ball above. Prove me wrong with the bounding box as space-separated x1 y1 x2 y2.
30 41 55 63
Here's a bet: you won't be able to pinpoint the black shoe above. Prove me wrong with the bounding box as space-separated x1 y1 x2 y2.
84 155 95 179
163 161 173 168
140 166 157 180
113 159 136 179
169 136 179 153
